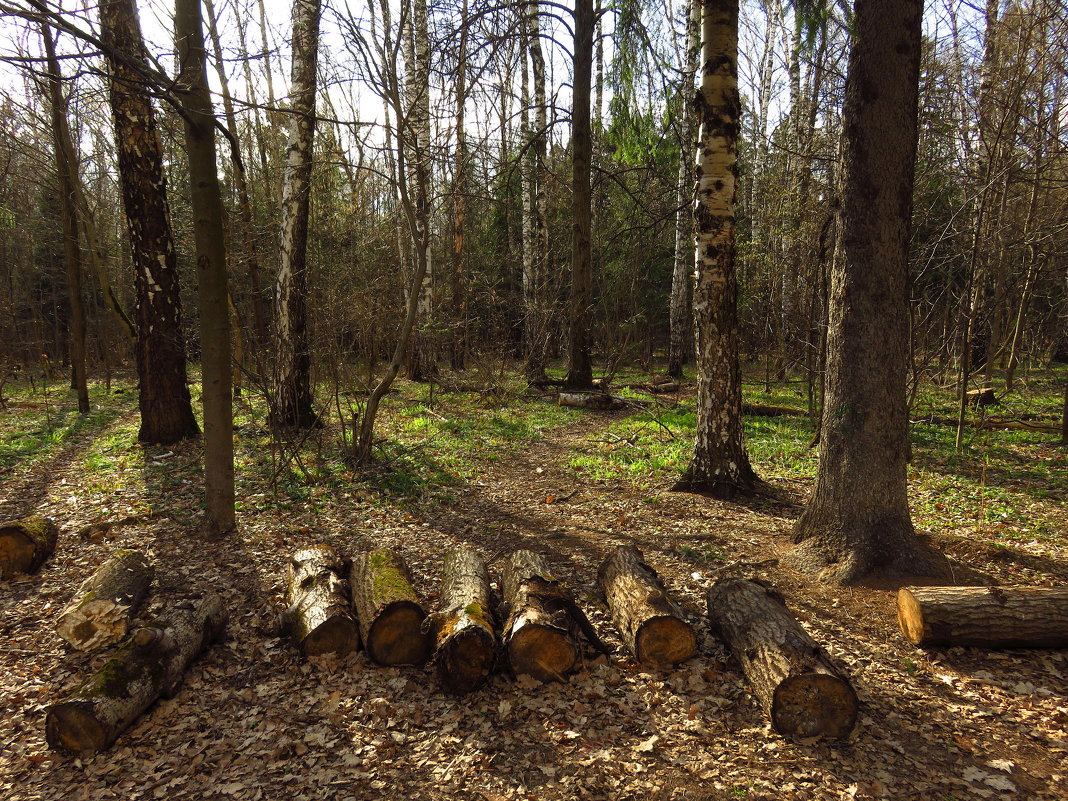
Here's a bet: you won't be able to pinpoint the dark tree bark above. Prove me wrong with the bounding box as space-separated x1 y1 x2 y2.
672 0 758 499
55 549 153 651
790 0 949 585
99 0 199 445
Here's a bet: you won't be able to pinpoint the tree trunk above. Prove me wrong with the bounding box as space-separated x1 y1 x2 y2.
350 549 432 665
897 586 1068 649
708 578 858 739
45 593 227 753
430 547 496 694
0 516 59 579
175 0 236 536
449 0 469 372
99 0 200 445
525 0 551 380
790 0 949 585
672 0 757 499
272 0 321 429
55 549 153 651
597 545 695 667
283 545 359 658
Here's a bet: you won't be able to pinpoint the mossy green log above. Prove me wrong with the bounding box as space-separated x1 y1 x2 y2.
350 549 431 665
431 547 497 694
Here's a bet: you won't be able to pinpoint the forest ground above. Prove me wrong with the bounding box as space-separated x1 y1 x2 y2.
1 363 1066 801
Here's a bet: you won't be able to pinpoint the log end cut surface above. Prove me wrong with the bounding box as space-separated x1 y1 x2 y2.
635 616 697 667
896 589 926 645
367 602 431 665
0 517 58 579
303 614 360 658
45 702 108 753
438 626 495 694
507 623 579 683
772 673 859 740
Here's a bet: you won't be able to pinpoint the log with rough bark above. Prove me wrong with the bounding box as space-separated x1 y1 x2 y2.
707 578 858 739
0 516 59 579
45 592 227 753
558 392 624 410
55 549 154 650
350 549 432 665
597 545 695 667
283 545 359 658
897 586 1068 648
430 547 497 694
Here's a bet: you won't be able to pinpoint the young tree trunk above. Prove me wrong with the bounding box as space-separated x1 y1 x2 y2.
0 516 59 579
99 0 200 445
790 0 949 585
449 0 469 372
672 0 757 498
175 0 236 536
272 0 321 429
350 549 432 665
283 545 359 658
430 547 496 694
55 549 153 651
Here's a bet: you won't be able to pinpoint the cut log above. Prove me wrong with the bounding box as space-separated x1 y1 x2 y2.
283 545 359 658
741 402 807 418
558 392 624 410
55 549 154 651
968 387 997 407
430 547 497 694
597 545 695 668
897 586 1068 648
630 381 681 395
350 549 432 665
45 592 227 753
0 516 59 579
501 550 587 682
707 578 858 739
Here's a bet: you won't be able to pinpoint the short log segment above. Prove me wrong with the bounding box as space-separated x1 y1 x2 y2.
707 578 858 739
45 592 228 753
0 516 59 579
558 392 624 410
55 549 154 650
350 548 432 665
284 545 359 658
431 547 497 694
501 550 586 683
897 586 1068 648
597 545 695 667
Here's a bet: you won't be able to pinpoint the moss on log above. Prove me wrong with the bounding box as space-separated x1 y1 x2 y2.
350 548 431 666
284 545 359 658
0 516 58 579
55 549 154 650
431 547 497 694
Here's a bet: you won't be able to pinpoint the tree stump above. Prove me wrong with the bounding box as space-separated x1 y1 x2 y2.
45 592 228 753
897 586 1068 648
0 516 58 579
55 549 154 650
967 387 997 407
283 545 359 658
707 578 858 739
501 550 586 683
430 547 497 694
598 545 695 667
350 549 431 665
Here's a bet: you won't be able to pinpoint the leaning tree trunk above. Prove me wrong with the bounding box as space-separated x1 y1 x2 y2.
350 549 432 665
55 549 153 650
672 0 757 499
431 547 497 694
0 516 58 579
99 0 200 445
283 545 359 657
708 578 858 739
45 593 227 753
789 0 949 585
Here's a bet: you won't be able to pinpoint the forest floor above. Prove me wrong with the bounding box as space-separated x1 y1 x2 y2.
1 364 1066 801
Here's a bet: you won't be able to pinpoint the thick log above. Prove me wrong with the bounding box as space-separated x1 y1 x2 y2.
501 550 585 682
707 578 858 739
967 387 997 407
741 402 807 418
558 392 624 410
630 381 681 395
431 547 496 694
897 586 1068 648
0 516 59 579
45 592 227 753
597 545 695 667
55 550 154 651
350 549 432 665
284 545 359 658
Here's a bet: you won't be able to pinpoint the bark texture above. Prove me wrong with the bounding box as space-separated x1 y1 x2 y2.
45 593 227 753
897 586 1068 648
284 545 359 657
0 516 59 579
431 547 497 694
790 0 949 585
350 549 432 665
55 549 153 651
708 578 858 739
598 545 695 667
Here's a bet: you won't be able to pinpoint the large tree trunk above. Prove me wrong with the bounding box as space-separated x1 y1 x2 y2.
672 0 757 499
283 545 359 657
790 0 949 585
55 549 153 651
46 593 227 753
0 516 58 579
175 0 236 536
350 549 432 665
99 0 200 445
431 547 496 694
272 0 321 429
708 578 858 739
597 545 695 667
